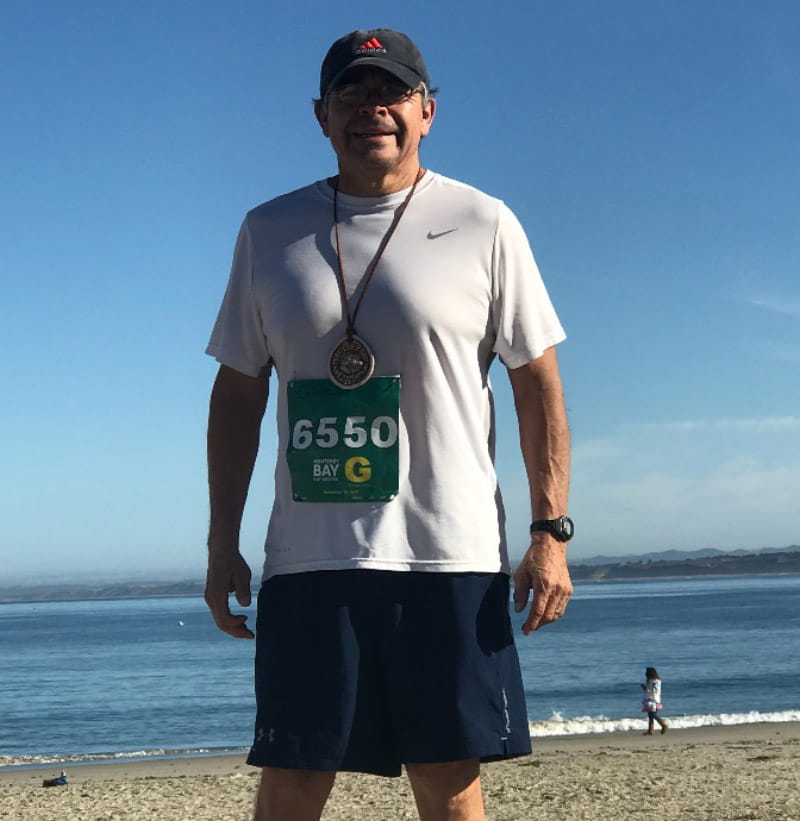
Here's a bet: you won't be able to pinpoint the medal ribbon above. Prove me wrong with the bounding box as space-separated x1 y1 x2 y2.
332 168 423 340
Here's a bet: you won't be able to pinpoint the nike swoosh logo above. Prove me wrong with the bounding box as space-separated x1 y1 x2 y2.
427 228 459 240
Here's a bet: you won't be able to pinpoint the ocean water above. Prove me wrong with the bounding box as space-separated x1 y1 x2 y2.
1 574 798 768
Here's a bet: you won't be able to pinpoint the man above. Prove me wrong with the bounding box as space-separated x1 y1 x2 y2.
205 28 573 821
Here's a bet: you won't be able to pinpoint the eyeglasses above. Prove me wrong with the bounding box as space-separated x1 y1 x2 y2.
328 81 424 107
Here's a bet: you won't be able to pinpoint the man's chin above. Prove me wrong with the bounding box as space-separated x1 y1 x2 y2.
348 149 401 169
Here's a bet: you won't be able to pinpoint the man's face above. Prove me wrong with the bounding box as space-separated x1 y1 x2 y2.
315 67 435 179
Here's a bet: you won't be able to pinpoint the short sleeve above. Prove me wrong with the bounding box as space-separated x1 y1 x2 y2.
491 203 566 368
205 218 272 377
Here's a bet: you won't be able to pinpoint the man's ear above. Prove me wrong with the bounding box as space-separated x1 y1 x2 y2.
314 100 330 137
420 97 436 137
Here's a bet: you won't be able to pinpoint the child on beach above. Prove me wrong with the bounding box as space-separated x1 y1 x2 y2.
641 667 669 735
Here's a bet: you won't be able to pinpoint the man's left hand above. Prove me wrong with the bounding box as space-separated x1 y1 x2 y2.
512 537 573 635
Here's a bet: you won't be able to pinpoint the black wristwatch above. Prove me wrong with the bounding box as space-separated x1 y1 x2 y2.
530 516 574 542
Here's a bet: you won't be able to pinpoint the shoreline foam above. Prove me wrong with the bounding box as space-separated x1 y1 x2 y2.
4 709 799 770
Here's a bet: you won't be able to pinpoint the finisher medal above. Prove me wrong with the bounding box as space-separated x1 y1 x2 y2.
329 334 375 389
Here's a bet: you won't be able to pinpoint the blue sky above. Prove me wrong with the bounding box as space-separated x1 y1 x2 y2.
2 1 798 582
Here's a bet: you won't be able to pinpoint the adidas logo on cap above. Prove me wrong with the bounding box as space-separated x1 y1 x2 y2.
355 36 386 54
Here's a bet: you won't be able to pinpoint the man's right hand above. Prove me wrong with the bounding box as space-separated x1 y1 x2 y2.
204 551 255 639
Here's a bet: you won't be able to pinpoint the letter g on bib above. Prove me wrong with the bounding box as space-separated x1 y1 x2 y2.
345 456 371 483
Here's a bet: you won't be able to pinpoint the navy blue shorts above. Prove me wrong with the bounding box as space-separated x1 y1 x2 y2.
246 570 531 776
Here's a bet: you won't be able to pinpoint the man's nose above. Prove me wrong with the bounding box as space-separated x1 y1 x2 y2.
357 90 390 112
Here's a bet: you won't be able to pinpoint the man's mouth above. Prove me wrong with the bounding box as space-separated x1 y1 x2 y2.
351 123 397 139
352 130 396 138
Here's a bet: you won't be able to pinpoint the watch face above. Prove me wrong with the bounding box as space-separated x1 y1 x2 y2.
557 516 575 540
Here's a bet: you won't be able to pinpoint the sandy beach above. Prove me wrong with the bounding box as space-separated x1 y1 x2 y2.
1 723 798 820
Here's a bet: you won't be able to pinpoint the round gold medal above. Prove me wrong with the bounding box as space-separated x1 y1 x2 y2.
328 335 375 389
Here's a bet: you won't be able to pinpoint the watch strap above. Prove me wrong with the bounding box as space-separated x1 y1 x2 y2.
530 516 574 542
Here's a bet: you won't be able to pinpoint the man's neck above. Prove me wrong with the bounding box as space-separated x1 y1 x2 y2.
332 164 423 197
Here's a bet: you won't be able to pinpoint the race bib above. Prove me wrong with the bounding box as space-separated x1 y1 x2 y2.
287 377 400 502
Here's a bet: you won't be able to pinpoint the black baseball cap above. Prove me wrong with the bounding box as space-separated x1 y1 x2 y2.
319 29 430 98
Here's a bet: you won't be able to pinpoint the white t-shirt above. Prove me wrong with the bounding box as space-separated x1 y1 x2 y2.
207 171 566 579
643 679 663 710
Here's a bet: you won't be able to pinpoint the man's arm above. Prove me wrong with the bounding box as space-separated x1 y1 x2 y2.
205 364 269 638
507 345 573 635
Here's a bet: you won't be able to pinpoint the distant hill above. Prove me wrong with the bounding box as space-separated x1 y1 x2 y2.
569 547 800 582
1 546 799 602
570 545 799 567
0 579 208 604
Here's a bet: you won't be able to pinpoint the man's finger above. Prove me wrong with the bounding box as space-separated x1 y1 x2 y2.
513 572 531 613
523 589 569 634
522 600 546 634
215 609 254 639
233 567 252 608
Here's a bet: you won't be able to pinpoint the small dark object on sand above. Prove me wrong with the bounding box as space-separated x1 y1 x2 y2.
42 771 68 787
